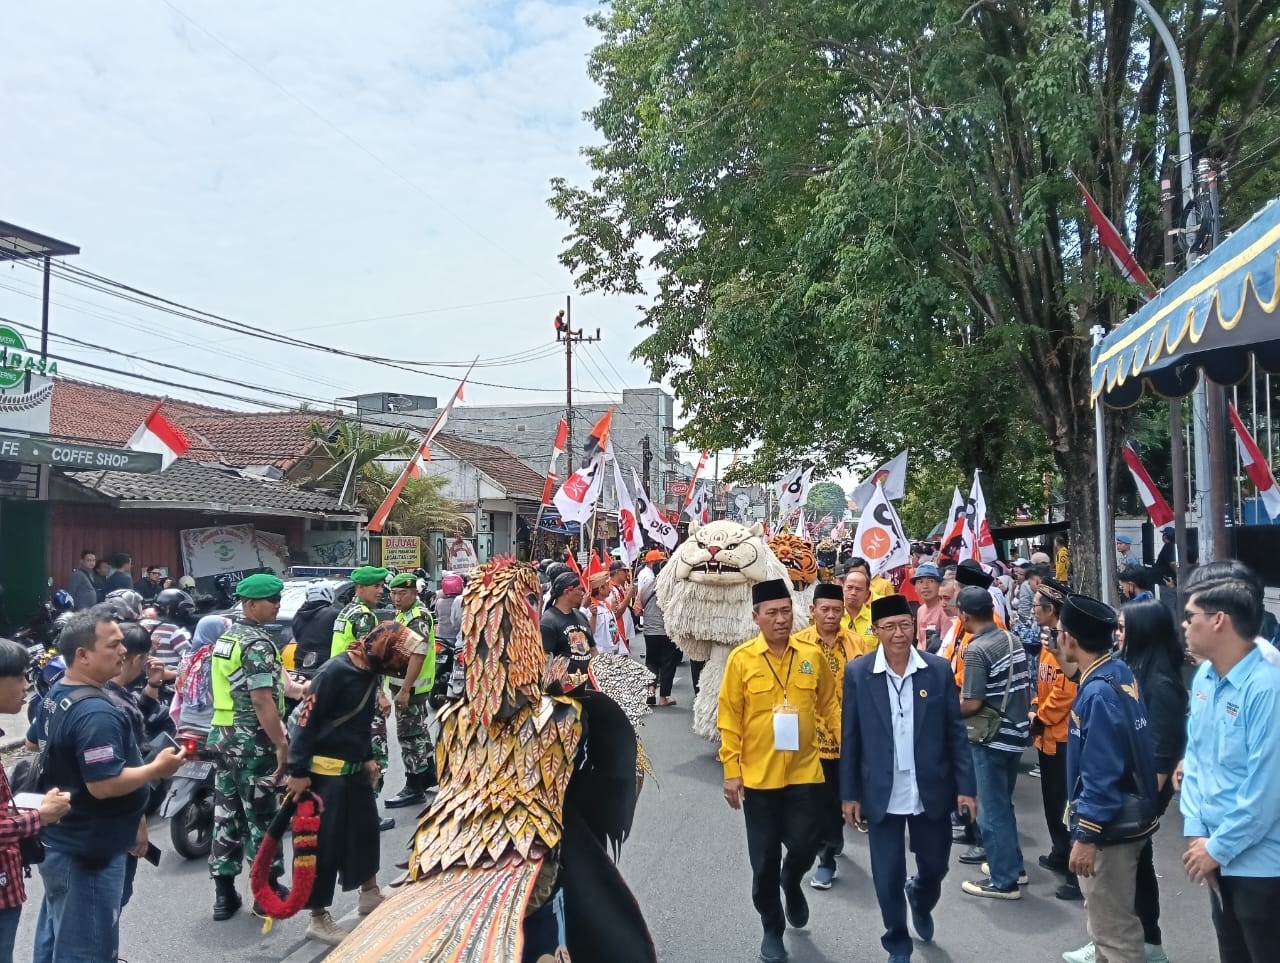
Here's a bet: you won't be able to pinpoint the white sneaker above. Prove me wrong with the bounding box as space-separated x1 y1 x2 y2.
305 911 349 946
1062 943 1095 963
1144 944 1170 963
357 886 388 915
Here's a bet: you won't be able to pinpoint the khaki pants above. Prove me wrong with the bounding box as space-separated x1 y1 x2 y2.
1078 839 1145 963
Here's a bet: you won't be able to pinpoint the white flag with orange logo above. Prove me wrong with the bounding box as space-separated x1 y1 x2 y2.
852 484 911 577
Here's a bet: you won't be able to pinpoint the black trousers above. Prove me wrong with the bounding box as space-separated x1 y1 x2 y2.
1211 874 1280 963
867 812 951 957
689 659 705 693
742 785 821 935
1134 782 1174 945
1037 745 1070 861
643 634 679 698
816 758 845 868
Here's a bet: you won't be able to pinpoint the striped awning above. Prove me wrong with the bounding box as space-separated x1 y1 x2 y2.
1090 197 1280 407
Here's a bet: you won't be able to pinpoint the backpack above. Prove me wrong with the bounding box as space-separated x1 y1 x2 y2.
10 687 109 796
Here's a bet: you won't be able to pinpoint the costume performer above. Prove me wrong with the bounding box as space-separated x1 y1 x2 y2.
656 519 789 741
328 559 655 963
769 531 818 631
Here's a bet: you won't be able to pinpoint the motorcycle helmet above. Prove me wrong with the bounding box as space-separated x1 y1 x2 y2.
102 589 144 622
155 588 197 624
440 573 464 597
305 582 335 605
38 654 65 694
50 611 75 642
50 589 74 613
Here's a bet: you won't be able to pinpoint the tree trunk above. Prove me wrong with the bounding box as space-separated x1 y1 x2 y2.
1058 442 1101 596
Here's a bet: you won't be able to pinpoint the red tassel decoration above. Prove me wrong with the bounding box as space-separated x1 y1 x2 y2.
250 791 323 925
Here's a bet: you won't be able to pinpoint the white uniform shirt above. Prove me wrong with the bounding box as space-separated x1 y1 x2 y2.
873 645 929 816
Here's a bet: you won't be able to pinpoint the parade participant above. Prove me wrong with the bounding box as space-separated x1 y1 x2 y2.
588 571 619 654
957 586 1030 899
841 594 976 963
640 552 680 707
911 564 948 652
1058 592 1159 963
1179 568 1280 963
285 620 419 945
541 570 595 687
717 578 839 963
840 564 877 653
943 562 1006 690
208 573 288 922
385 572 437 808
792 582 866 889
1053 535 1070 582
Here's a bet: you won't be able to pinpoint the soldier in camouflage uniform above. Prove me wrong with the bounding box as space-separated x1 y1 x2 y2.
208 573 289 922
384 571 437 808
331 566 391 800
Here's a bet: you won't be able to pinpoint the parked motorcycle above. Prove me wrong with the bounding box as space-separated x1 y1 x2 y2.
429 638 463 710
159 728 216 860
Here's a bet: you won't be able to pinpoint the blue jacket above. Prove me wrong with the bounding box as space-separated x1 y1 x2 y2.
1066 654 1159 844
839 650 975 823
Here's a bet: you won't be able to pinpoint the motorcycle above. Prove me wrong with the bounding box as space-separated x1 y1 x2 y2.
429 637 463 710
158 728 216 860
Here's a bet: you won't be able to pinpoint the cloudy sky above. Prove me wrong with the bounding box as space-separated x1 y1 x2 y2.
0 0 657 420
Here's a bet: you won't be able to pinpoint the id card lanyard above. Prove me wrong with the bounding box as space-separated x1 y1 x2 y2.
763 649 800 751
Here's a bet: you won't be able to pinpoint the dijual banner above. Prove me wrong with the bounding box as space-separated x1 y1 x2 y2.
382 535 421 569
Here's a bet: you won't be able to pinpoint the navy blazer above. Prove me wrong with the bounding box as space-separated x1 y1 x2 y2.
839 650 976 823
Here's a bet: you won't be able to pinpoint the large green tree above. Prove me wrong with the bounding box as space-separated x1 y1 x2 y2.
550 0 1280 592
805 480 849 521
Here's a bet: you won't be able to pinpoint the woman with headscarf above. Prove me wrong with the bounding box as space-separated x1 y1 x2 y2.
170 614 230 733
284 620 419 948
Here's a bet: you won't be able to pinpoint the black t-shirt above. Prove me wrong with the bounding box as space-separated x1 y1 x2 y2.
540 606 592 658
287 654 378 775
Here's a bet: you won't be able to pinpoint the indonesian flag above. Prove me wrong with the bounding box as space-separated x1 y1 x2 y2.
962 471 997 562
540 419 570 506
850 450 908 509
777 465 814 521
1078 178 1157 299
816 513 833 533
1229 403 1280 520
632 467 678 548
685 484 712 524
853 484 912 577
1122 444 1175 527
686 449 710 505
126 403 189 470
941 486 966 554
609 445 644 563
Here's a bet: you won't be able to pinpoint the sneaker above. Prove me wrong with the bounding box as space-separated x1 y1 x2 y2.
1055 879 1083 901
905 877 933 943
305 911 350 947
358 886 388 915
1028 764 1041 778
810 865 836 890
981 862 1028 885
760 930 787 963
782 881 809 928
958 846 987 865
1144 944 1170 963
961 877 1021 900
1038 853 1069 874
1061 943 1095 963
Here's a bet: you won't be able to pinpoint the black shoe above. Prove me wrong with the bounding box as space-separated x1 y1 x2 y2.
385 784 427 809
905 877 934 943
958 846 986 865
1055 879 1083 901
1039 853 1069 874
212 876 242 921
760 930 787 962
252 879 290 919
782 882 809 928
379 815 396 832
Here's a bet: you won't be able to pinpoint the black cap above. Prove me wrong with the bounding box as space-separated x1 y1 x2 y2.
1059 593 1117 650
870 594 912 622
955 586 994 616
955 560 994 589
813 583 843 603
751 579 792 605
549 572 582 601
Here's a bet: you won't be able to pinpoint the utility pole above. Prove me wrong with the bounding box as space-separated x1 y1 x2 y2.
713 450 720 520
641 435 652 492
1201 161 1230 557
553 295 601 459
1163 179 1190 577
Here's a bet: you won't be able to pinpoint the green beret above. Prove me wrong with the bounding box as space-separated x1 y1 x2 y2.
388 572 417 589
351 566 389 586
236 573 284 599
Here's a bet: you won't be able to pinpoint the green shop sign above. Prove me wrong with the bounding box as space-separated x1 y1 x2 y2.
0 325 58 390
0 433 161 473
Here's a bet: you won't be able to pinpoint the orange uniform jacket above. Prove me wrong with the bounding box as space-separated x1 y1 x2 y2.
940 611 1006 690
1031 646 1077 754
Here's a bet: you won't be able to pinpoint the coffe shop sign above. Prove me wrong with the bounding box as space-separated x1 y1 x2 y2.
0 432 161 474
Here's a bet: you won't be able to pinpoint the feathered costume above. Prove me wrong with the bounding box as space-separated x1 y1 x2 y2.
327 559 655 963
657 520 789 741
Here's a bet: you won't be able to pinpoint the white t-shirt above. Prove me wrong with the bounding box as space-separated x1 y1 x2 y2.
592 602 617 654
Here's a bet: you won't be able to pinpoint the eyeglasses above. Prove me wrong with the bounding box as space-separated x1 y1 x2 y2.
1182 608 1221 623
876 621 914 636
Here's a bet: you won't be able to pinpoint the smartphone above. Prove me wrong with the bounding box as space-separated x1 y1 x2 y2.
160 732 182 753
143 843 161 867
959 804 973 825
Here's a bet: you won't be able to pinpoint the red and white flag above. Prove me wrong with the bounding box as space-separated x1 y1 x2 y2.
540 419 570 506
126 403 189 470
609 445 644 564
1229 403 1280 520
685 449 710 505
1122 444 1175 527
685 484 712 525
724 449 740 491
962 471 997 562
1077 178 1157 299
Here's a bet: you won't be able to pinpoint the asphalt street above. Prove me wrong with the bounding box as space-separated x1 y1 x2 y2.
8 650 1221 963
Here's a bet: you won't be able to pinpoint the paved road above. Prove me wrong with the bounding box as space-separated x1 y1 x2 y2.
10 653 1220 963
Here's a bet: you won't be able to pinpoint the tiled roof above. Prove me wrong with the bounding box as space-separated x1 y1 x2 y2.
434 433 547 501
51 380 227 447
59 460 361 516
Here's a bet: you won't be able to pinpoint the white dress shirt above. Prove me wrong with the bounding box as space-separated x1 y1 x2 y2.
873 645 929 816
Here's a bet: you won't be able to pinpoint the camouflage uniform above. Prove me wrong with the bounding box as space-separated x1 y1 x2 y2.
332 599 387 788
391 604 437 782
208 619 286 879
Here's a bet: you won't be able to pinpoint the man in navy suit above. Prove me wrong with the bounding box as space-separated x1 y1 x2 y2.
841 594 977 963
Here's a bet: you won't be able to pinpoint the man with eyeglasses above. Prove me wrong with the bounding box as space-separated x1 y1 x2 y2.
1179 564 1280 963
841 594 975 963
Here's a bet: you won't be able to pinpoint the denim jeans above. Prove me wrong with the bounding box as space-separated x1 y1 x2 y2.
0 905 21 963
970 745 1024 889
33 847 127 963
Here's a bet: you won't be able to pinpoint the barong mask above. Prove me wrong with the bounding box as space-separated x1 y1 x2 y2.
349 620 416 679
461 557 546 725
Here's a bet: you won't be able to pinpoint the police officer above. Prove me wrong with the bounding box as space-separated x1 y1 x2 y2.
384 571 437 808
209 573 288 921
331 566 394 828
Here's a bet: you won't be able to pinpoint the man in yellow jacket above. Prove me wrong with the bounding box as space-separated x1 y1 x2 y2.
718 579 839 963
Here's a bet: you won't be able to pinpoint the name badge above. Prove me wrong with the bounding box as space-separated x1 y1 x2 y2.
773 704 800 751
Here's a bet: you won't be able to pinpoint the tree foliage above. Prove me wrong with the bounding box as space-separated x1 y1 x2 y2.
550 0 1280 592
805 480 849 521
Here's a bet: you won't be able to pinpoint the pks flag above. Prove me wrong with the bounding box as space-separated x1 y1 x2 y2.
1077 178 1157 298
632 468 678 549
1121 444 1175 527
940 487 966 555
580 407 614 468
609 446 644 564
553 451 607 525
852 484 912 577
685 484 712 525
777 465 814 520
962 471 998 562
686 449 710 505
407 362 473 475
850 450 908 509
126 403 190 470
540 419 570 506
1228 403 1280 520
